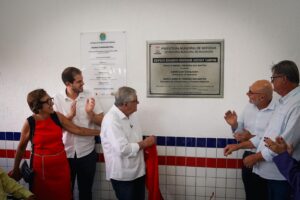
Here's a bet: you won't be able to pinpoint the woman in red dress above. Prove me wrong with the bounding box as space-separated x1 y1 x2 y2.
10 89 100 200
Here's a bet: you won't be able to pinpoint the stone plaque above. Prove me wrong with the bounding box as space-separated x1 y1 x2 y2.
147 40 224 98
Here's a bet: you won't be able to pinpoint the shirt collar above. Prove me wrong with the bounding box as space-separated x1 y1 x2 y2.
112 104 128 120
261 97 277 111
279 86 300 104
63 89 86 101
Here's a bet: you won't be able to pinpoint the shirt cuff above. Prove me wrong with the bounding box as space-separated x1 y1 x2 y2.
261 148 278 161
234 122 243 133
250 136 259 148
131 143 140 155
273 151 289 164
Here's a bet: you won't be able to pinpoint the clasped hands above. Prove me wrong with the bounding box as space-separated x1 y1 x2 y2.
264 136 293 155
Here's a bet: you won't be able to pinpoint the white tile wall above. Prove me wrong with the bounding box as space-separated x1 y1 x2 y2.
0 138 246 200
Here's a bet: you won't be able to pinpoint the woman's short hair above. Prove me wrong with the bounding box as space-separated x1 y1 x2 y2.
114 86 136 106
27 89 47 114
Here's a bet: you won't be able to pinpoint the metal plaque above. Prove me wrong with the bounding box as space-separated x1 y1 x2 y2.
147 40 224 98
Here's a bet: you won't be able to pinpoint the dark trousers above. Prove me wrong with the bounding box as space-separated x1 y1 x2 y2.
242 151 268 200
68 150 97 200
111 175 145 200
267 179 291 200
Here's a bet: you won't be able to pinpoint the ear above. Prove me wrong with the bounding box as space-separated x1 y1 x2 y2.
65 81 72 87
33 102 42 113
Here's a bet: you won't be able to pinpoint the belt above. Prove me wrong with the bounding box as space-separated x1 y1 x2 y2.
33 150 65 179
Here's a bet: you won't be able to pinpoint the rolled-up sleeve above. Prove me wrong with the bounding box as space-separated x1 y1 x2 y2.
261 147 278 161
250 135 260 148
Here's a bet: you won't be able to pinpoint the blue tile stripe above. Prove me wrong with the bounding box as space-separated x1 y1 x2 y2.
0 132 237 147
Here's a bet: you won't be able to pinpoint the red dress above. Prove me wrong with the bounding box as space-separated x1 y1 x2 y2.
31 116 71 200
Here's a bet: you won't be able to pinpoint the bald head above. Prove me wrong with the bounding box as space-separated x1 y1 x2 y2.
251 80 273 101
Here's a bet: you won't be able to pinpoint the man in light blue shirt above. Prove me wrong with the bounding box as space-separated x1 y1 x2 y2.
225 60 300 200
224 80 275 200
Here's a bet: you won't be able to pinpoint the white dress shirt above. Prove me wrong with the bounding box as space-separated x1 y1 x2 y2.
100 105 145 181
253 86 300 180
54 90 103 158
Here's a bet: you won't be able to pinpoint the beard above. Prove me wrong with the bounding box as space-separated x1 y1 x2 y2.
72 85 83 94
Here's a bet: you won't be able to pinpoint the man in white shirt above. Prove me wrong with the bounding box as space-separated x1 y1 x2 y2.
224 80 275 200
101 86 155 200
54 67 104 200
224 60 300 200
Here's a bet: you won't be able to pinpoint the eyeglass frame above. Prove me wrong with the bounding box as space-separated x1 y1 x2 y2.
128 99 139 104
270 75 284 82
39 97 54 105
247 89 264 95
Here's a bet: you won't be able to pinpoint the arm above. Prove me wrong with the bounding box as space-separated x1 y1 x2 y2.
57 112 100 136
234 129 255 142
53 95 76 120
261 106 300 162
87 112 104 126
66 100 77 120
273 151 300 191
85 98 104 126
0 168 35 199
102 117 155 157
243 152 265 168
138 136 156 150
9 120 30 180
224 110 238 131
224 140 255 156
103 120 139 157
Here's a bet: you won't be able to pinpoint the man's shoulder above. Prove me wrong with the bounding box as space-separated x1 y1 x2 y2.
103 106 120 121
54 91 67 103
103 106 116 117
54 91 65 97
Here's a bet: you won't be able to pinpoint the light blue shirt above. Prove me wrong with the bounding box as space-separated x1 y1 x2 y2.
236 99 276 145
253 86 300 180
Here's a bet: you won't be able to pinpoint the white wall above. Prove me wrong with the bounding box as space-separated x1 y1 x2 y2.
1 0 300 137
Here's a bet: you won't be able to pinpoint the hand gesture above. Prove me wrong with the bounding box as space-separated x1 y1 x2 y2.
85 98 95 115
224 110 238 129
224 144 239 156
67 101 77 119
264 136 293 155
234 129 253 142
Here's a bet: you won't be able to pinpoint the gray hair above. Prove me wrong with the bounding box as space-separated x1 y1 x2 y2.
114 86 137 106
272 60 299 84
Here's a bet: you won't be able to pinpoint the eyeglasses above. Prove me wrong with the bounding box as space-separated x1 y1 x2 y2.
270 75 284 82
128 99 139 104
247 90 263 95
39 97 54 105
